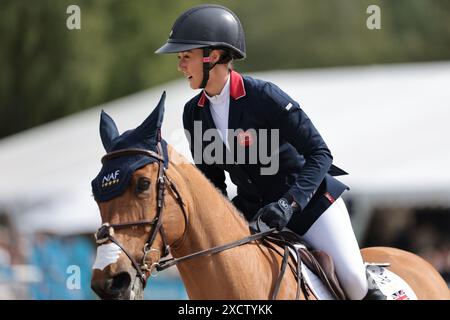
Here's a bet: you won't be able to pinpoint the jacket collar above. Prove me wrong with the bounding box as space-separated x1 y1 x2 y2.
197 70 246 107
204 74 230 105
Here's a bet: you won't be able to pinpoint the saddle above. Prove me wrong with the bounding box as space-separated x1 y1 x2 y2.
298 247 347 300
261 229 347 300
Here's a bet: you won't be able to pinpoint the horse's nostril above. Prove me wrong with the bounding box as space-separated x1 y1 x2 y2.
110 272 131 291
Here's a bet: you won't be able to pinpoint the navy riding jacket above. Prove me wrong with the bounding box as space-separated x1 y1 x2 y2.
183 70 349 235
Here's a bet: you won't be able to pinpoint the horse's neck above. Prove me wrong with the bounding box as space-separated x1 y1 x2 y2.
170 162 275 299
173 162 250 253
186 169 249 247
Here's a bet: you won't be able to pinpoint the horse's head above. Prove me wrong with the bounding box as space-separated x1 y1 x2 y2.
90 92 187 299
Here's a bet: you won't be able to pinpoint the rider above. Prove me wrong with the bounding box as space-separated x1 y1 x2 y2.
155 4 385 300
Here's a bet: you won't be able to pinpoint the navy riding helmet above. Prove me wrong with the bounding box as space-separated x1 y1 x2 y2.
155 4 246 88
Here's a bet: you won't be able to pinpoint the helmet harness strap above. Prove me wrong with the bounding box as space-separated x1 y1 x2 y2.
200 48 212 89
200 48 232 89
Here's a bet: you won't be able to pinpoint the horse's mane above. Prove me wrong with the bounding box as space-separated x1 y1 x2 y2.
167 145 250 228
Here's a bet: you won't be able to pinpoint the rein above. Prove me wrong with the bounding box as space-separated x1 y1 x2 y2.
95 146 306 299
156 226 307 300
95 143 184 285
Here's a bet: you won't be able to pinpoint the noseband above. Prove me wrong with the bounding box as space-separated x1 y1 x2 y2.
94 144 187 285
94 145 305 299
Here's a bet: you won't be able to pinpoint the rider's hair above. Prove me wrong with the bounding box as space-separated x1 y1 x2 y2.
211 47 234 66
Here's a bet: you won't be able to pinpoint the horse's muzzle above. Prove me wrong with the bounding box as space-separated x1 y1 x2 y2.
92 271 144 300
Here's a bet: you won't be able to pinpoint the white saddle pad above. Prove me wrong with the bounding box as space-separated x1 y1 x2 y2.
289 245 336 300
365 264 418 300
289 245 418 300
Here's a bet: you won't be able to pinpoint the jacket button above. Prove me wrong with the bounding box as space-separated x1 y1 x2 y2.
247 179 252 184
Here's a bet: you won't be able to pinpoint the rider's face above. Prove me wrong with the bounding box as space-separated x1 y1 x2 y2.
177 49 204 89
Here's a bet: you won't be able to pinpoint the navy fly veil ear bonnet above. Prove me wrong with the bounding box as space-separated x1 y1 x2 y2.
91 92 169 202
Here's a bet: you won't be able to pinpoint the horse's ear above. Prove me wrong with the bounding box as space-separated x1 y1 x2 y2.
135 91 166 142
154 91 166 130
99 110 119 152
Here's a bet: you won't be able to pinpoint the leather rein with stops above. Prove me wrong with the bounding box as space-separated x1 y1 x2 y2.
95 145 305 299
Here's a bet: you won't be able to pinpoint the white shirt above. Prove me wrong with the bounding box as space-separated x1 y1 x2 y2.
205 75 230 148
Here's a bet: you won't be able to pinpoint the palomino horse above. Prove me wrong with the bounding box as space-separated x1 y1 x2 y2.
90 93 450 300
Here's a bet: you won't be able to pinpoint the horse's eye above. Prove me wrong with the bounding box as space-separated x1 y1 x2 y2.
136 178 151 193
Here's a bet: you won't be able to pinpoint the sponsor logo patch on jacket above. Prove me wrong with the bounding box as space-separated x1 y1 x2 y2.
237 131 254 147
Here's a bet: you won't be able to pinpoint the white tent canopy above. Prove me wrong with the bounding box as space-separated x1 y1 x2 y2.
1 61 449 235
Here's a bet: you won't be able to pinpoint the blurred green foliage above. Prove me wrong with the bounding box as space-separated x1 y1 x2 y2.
1 0 449 138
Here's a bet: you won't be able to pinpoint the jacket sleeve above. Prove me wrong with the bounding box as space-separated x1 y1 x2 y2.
183 103 228 197
262 82 332 211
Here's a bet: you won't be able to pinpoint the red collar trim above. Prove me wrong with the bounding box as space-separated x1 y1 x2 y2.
197 91 207 107
197 70 246 107
230 70 246 100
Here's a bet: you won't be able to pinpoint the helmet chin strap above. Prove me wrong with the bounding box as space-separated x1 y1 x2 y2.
200 47 231 89
200 48 212 89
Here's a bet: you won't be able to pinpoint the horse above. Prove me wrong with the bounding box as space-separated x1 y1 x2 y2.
90 93 450 300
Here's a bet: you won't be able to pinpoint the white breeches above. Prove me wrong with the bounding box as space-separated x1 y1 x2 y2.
301 197 368 300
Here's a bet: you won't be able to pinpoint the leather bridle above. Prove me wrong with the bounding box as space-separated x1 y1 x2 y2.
94 143 187 285
94 144 306 299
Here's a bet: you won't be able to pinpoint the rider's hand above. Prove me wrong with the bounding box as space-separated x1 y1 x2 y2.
253 198 296 231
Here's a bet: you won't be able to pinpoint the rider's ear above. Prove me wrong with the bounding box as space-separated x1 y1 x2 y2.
210 50 222 64
99 110 119 152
